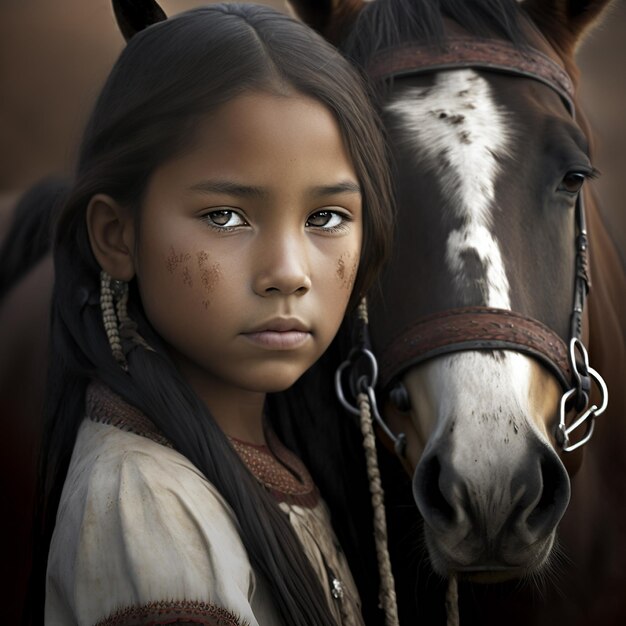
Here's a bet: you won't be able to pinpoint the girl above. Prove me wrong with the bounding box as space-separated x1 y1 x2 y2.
32 2 394 626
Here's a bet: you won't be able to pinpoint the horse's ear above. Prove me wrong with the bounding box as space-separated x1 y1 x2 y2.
522 0 615 54
288 0 366 44
112 0 167 42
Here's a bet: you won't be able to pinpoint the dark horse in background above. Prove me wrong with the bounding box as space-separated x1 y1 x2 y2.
289 0 626 624
2 0 625 625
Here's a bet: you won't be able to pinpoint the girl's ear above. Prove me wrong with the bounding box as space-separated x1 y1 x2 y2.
288 0 366 44
112 0 167 42
87 194 136 281
522 0 614 55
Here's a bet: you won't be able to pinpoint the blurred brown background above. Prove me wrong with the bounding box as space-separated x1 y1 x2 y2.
1 0 624 252
578 0 626 258
0 1 288 211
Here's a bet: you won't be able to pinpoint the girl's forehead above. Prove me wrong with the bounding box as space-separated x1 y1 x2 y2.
146 90 359 195
195 90 335 136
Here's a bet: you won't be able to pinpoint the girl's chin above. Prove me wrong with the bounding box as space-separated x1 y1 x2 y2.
247 367 314 395
257 377 306 394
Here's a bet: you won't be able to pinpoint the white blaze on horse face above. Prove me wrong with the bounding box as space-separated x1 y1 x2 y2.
405 351 557 457
388 69 559 478
386 69 511 308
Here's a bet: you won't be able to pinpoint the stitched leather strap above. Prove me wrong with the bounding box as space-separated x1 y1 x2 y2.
379 307 572 390
368 37 574 112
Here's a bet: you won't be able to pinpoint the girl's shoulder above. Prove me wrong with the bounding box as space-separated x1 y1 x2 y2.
68 408 225 509
46 384 277 626
65 416 231 521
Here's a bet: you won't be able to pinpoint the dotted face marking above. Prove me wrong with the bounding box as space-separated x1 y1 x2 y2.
337 253 358 290
165 246 191 273
197 251 221 309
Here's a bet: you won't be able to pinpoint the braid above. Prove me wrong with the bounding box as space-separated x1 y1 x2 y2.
100 271 126 370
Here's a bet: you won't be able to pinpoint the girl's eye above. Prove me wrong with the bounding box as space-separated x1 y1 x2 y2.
205 209 247 229
306 210 347 230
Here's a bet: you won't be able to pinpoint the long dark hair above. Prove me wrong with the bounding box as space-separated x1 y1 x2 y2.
30 4 393 625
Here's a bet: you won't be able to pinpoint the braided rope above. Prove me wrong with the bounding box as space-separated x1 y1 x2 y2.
356 296 458 624
114 278 129 324
357 390 399 626
446 573 460 626
116 282 154 353
357 297 369 325
100 271 127 370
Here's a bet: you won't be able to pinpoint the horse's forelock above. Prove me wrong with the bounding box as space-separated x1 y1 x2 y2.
341 0 528 65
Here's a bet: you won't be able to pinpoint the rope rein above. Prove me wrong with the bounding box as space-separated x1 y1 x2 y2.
357 390 400 626
350 298 461 626
446 573 460 626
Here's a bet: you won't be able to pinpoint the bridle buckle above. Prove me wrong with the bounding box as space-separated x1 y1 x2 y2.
556 338 608 452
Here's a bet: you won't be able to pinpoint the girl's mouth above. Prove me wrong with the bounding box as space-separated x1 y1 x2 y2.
241 330 311 350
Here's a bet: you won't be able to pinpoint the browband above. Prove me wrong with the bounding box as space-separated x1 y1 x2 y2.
368 37 575 114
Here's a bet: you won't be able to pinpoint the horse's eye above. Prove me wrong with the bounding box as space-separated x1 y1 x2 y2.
559 172 586 194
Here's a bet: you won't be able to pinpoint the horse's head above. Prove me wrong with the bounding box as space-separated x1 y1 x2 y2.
292 0 612 581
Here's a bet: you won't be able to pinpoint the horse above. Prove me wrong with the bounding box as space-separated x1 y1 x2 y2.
287 0 626 624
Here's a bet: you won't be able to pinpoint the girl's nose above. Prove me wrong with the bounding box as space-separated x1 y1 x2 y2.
252 235 312 297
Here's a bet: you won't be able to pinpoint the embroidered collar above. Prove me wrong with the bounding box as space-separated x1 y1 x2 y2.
86 381 172 448
229 432 319 507
86 381 319 507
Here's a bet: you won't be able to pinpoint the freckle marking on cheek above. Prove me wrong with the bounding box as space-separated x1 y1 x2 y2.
337 257 346 281
196 251 221 308
200 263 221 292
197 250 209 269
347 258 358 290
166 246 191 273
337 254 358 290
182 266 192 287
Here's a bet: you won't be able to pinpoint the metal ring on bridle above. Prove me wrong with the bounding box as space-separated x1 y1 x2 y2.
569 337 591 400
335 348 379 415
366 385 407 457
335 345 407 458
557 357 609 453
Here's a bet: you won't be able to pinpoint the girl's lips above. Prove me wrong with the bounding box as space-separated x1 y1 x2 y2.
241 330 311 350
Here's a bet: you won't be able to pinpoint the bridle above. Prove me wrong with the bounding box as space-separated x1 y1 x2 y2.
336 35 608 455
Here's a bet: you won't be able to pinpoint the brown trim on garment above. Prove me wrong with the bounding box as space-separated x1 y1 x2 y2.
94 599 250 626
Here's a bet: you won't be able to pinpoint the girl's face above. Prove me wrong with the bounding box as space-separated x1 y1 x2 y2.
134 91 363 404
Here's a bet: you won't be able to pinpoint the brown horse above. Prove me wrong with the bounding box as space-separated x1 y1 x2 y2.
289 0 626 624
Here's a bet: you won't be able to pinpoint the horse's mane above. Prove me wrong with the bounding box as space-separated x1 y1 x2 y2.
0 178 67 301
342 0 527 63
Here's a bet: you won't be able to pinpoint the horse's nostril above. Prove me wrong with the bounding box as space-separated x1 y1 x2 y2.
524 449 571 537
414 444 570 549
414 453 458 528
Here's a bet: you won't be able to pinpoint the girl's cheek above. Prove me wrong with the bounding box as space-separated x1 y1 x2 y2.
164 246 221 310
336 252 359 291
165 245 191 274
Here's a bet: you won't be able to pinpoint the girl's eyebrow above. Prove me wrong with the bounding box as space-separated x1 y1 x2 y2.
310 182 362 197
189 180 266 198
188 179 361 198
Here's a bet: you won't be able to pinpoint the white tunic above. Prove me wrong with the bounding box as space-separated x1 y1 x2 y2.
45 385 363 626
